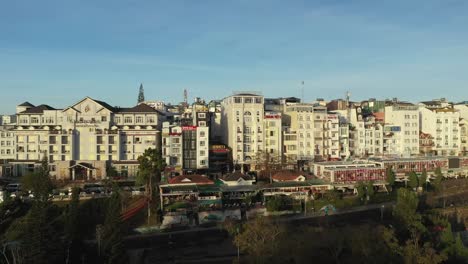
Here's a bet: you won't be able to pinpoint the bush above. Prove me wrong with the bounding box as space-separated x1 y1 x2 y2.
266 196 294 212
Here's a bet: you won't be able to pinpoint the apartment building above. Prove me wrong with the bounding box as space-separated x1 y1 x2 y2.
349 106 383 157
460 118 468 156
3 97 163 179
162 122 183 172
419 104 460 156
221 93 264 168
384 102 420 156
263 111 283 157
283 104 315 161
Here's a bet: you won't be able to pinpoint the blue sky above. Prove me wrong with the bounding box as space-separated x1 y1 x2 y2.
1 0 468 113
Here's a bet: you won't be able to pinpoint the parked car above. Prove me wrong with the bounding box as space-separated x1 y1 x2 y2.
5 183 22 193
83 183 105 194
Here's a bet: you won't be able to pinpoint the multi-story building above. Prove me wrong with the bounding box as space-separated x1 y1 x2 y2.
384 101 420 156
324 113 341 160
208 100 222 143
419 104 460 156
283 103 314 161
3 97 164 179
460 118 468 156
419 132 435 156
383 125 402 157
349 106 383 157
161 123 210 173
263 112 282 157
162 122 183 172
221 93 264 169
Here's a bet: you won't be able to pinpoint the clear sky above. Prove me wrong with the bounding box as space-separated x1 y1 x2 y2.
1 0 467 113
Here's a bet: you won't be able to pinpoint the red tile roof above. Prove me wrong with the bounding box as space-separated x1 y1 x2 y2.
168 174 214 185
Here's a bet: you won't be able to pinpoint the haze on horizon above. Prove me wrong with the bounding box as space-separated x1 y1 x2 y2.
1 0 468 113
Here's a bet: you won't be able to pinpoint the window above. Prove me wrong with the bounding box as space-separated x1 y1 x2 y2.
200 131 206 137
198 121 206 126
124 116 133 123
101 116 107 122
234 97 242 103
198 113 206 118
200 141 206 146
135 116 143 123
173 138 180 144
200 150 206 156
114 116 121 123
200 160 207 165
244 98 252 104
255 98 262 104
146 116 155 123
270 131 274 137
31 117 39 124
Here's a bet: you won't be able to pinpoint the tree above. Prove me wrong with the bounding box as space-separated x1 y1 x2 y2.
4 202 64 263
21 156 54 203
266 195 293 212
402 233 446 264
433 167 443 193
137 148 166 224
101 188 127 264
408 171 418 190
233 217 284 263
65 187 81 264
366 181 375 200
420 169 428 190
137 83 145 103
393 188 424 236
356 181 367 203
386 167 396 188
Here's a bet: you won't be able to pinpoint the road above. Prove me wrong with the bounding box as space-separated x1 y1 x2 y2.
124 201 394 264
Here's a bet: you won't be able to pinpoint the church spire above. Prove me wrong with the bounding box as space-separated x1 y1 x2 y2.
137 83 145 104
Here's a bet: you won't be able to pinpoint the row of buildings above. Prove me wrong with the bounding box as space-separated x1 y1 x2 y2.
1 92 468 180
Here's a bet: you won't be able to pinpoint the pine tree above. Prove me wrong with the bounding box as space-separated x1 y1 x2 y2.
137 83 145 103
101 188 127 264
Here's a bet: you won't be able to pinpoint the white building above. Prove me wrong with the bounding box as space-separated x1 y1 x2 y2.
384 102 420 156
419 106 460 156
349 106 384 157
221 93 265 168
3 97 164 180
264 112 283 158
162 122 183 172
460 118 468 156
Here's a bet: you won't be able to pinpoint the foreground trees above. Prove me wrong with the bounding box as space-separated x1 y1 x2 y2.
137 148 166 224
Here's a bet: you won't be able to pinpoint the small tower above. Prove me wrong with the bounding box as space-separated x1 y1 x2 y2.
184 89 188 105
137 83 145 104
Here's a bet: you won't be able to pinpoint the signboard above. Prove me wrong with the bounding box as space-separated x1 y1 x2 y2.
265 114 281 119
182 126 197 131
210 145 230 153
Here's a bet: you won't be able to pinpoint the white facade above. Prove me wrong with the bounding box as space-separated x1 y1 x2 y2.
0 127 15 160
221 93 265 165
419 106 460 156
384 103 420 156
349 107 383 157
162 122 183 171
283 104 314 161
3 97 163 179
196 126 209 170
460 118 468 155
264 112 283 157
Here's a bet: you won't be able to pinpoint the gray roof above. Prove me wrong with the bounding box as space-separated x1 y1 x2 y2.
18 102 34 107
20 104 56 114
222 172 253 182
116 103 163 114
